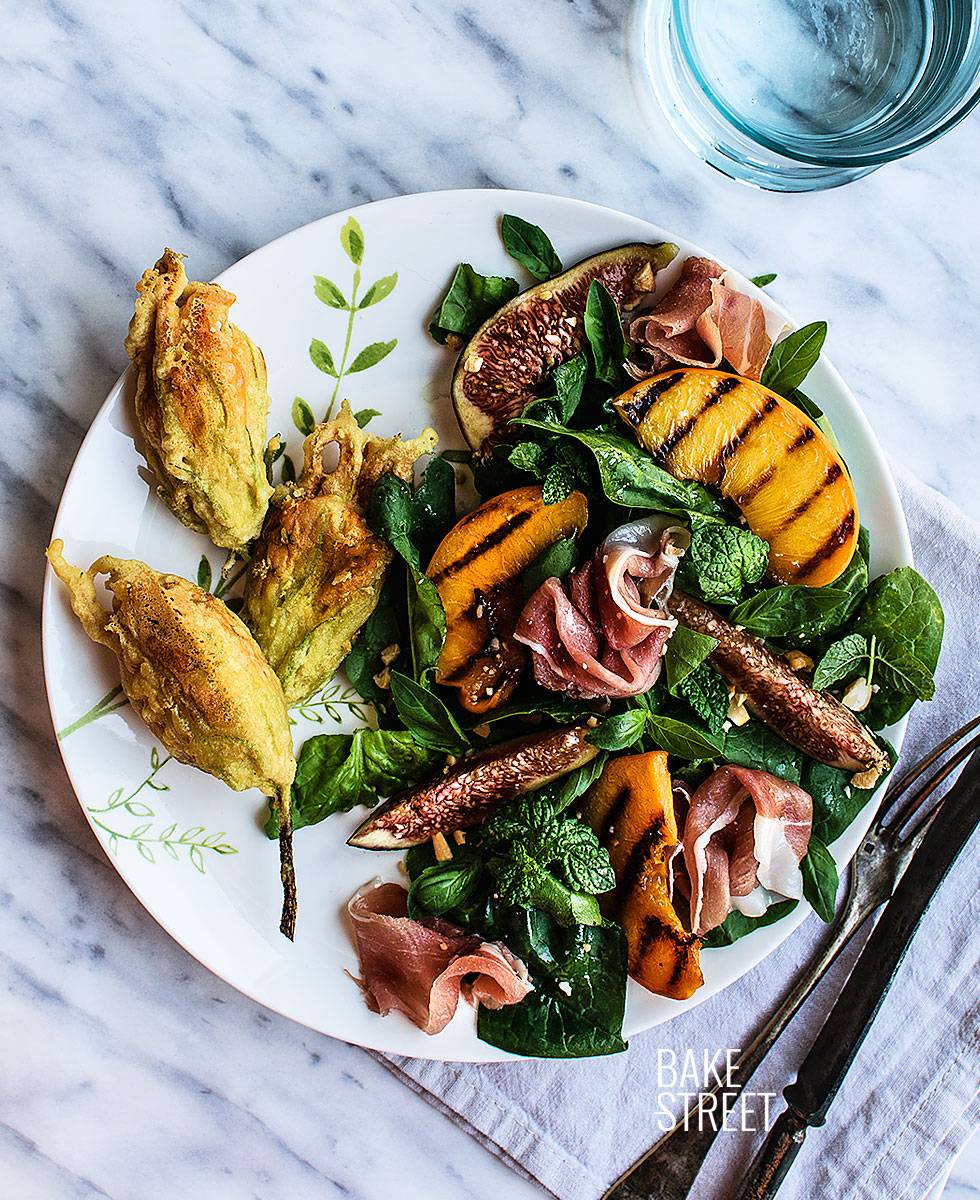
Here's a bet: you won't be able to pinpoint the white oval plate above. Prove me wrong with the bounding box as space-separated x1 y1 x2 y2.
42 190 911 1061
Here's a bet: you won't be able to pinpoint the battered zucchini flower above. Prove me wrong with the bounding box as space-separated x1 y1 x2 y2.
46 539 300 938
243 401 438 705
125 249 274 551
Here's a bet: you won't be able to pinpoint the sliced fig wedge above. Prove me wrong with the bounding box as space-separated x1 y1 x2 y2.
347 726 598 849
453 243 678 456
670 590 890 785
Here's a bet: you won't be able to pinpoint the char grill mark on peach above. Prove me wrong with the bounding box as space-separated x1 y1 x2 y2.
794 509 858 581
788 425 816 453
774 461 844 533
718 396 779 470
621 370 684 425
648 375 741 464
429 509 535 583
616 815 669 910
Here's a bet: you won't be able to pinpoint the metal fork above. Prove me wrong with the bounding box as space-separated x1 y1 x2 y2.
603 714 980 1200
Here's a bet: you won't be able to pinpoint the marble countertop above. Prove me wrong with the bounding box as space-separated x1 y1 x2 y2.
2 2 978 1197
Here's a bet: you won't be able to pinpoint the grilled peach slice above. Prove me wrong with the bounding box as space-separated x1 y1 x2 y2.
614 368 858 586
581 751 703 1000
427 485 588 712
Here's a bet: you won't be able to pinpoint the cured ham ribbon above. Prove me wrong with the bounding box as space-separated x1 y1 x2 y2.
515 517 687 700
628 256 772 382
681 766 813 935
347 881 532 1035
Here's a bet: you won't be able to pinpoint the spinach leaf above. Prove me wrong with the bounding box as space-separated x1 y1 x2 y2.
646 713 724 760
428 264 520 344
369 467 455 678
812 632 870 692
523 536 578 598
676 665 729 734
751 273 777 288
389 670 469 755
723 723 803 782
514 420 725 517
500 214 563 281
728 584 851 639
851 567 944 728
664 625 718 691
806 753 890 845
342 574 403 706
681 520 769 605
268 728 442 835
700 900 799 948
801 835 839 922
587 708 648 752
761 321 828 395
408 856 483 919
477 908 628 1058
584 280 629 387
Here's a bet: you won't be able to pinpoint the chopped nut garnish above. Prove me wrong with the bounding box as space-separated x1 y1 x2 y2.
432 832 453 862
380 643 400 666
445 755 458 767
842 676 873 712
473 722 491 738
786 650 814 672
470 355 484 372
726 690 750 726
453 830 467 846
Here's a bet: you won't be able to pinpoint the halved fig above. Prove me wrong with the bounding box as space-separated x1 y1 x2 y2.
348 726 598 849
453 243 678 456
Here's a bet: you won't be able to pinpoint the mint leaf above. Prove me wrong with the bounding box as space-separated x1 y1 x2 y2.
542 461 573 505
761 321 828 395
682 520 769 605
508 441 547 477
550 820 616 894
677 665 729 734
501 214 563 281
428 264 520 344
812 633 869 691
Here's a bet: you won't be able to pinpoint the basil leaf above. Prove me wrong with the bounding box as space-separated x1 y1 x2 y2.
389 670 468 755
514 420 725 517
788 388 823 421
728 585 851 639
646 713 724 760
676 665 729 735
523 536 578 598
812 633 869 692
681 519 769 605
587 708 648 751
751 272 777 288
664 625 718 691
408 857 483 919
428 264 520 344
500 214 563 281
477 909 628 1058
268 728 441 835
761 321 828 395
700 899 799 948
584 279 629 387
801 836 839 922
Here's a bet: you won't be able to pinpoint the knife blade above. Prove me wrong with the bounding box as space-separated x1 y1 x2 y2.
732 748 980 1200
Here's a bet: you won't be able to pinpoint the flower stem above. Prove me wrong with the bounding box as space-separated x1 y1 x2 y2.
327 267 361 419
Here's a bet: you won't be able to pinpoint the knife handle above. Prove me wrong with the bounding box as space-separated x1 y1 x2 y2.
731 1105 809 1200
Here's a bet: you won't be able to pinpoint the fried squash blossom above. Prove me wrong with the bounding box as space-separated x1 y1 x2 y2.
45 540 300 938
243 401 437 705
125 249 274 551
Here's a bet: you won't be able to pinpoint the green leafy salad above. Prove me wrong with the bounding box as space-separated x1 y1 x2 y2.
273 215 944 1058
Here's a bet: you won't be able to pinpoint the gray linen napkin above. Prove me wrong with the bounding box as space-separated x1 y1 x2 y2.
375 461 980 1200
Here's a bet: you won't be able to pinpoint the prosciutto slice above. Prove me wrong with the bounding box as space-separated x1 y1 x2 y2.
682 766 813 935
347 881 532 1035
515 517 686 700
628 257 772 382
